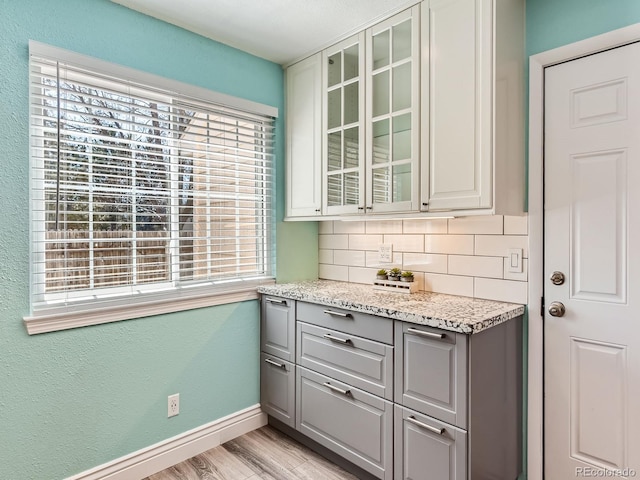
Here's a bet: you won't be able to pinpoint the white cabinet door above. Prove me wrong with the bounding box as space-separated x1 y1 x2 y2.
285 53 323 218
323 34 366 216
365 6 421 214
423 0 493 211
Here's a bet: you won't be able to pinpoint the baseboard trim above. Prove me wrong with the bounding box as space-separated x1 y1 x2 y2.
66 404 267 480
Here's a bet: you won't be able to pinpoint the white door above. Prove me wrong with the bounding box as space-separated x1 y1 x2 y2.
545 42 640 479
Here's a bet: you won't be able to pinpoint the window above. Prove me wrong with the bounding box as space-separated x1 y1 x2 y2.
26 42 276 334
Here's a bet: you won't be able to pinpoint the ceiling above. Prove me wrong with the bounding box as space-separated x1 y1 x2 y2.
111 0 417 65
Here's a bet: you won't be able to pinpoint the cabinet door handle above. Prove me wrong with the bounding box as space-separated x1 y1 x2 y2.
407 416 445 435
264 358 287 370
266 298 287 306
323 333 351 344
407 327 445 339
323 309 352 318
323 382 351 396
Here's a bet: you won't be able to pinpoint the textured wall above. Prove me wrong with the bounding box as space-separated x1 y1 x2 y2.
527 0 640 56
0 0 315 478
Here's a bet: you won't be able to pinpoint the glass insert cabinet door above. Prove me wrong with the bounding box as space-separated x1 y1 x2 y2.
323 33 365 215
366 6 420 213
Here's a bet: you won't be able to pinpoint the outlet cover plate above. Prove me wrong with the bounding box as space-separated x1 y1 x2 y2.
379 244 393 263
168 393 180 418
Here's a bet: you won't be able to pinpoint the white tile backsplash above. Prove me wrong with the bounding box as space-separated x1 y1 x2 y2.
334 249 366 267
334 221 366 234
448 215 504 235
318 215 528 304
319 234 349 250
424 234 474 255
475 235 529 258
402 253 448 274
349 234 384 251
383 234 424 253
448 255 504 279
424 273 475 297
474 277 528 304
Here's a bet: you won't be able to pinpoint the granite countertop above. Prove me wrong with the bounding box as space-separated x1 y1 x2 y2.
258 280 525 335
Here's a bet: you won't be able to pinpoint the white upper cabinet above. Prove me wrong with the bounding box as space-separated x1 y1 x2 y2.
285 53 323 219
322 34 366 215
283 0 524 220
366 6 421 214
422 0 524 214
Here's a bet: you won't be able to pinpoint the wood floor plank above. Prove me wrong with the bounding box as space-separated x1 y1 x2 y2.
144 425 356 480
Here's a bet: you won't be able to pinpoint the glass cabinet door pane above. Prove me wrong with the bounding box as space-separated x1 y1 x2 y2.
344 45 359 81
343 82 359 125
392 63 411 112
327 89 342 129
328 52 342 87
372 30 390 70
392 20 412 62
344 172 359 205
392 113 412 161
327 174 342 206
328 132 342 171
372 167 390 204
372 70 390 117
344 127 359 168
392 163 411 202
372 119 390 164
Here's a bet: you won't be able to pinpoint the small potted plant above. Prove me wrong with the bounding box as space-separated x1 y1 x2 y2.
376 269 388 280
388 267 402 281
401 270 414 282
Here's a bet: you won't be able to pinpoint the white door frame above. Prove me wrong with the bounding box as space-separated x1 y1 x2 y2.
528 23 640 480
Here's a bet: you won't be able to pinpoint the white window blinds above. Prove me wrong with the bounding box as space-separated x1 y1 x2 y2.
28 43 276 317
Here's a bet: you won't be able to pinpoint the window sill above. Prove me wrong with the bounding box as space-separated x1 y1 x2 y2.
23 280 275 335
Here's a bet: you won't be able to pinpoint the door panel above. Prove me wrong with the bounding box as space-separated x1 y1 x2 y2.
544 41 640 479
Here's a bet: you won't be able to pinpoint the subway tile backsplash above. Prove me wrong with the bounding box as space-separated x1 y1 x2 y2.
318 215 528 304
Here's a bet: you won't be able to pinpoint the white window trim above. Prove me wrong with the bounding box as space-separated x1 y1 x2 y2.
25 41 278 334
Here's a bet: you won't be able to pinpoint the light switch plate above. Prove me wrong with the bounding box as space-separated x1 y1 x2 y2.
508 248 523 273
379 244 393 263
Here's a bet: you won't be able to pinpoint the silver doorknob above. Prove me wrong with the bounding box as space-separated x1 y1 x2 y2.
548 301 566 317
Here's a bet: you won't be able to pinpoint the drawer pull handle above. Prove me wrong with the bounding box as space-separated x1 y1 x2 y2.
264 358 287 370
323 382 351 396
323 333 351 344
407 327 445 339
323 309 352 318
407 416 445 435
266 298 287 306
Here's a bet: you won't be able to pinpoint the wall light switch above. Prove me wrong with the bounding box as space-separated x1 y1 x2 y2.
508 248 523 273
379 244 393 263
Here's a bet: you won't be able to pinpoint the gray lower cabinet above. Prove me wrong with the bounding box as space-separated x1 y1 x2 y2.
261 295 295 362
394 405 467 480
394 322 468 429
297 321 394 400
296 366 393 480
260 353 295 428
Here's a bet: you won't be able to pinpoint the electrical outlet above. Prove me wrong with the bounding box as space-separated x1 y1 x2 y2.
378 244 393 263
168 393 179 418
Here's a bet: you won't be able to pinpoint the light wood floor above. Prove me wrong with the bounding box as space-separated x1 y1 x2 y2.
143 425 359 480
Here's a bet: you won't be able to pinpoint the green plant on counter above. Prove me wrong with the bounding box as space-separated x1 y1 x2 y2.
401 270 413 277
389 267 402 275
377 269 388 276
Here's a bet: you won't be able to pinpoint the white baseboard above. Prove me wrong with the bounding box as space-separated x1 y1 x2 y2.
66 405 267 480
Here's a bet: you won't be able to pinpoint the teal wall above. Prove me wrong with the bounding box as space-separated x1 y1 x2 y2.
0 0 316 478
527 0 640 56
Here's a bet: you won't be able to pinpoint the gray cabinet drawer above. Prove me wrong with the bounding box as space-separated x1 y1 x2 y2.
296 367 393 480
297 301 393 345
297 322 393 400
394 405 467 480
394 322 468 428
260 353 295 428
261 295 295 362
